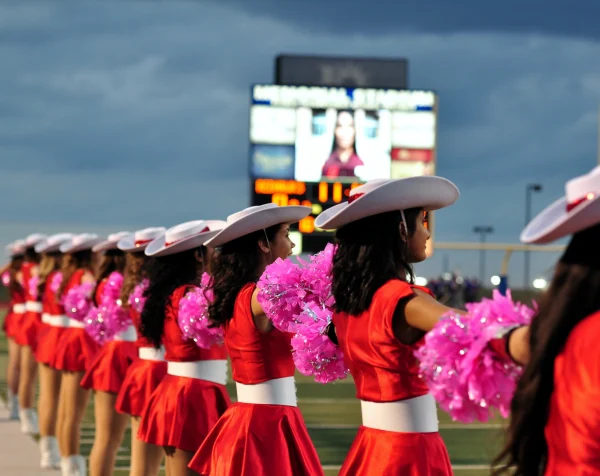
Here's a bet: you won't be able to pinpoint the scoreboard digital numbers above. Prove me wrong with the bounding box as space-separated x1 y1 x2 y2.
249 84 438 254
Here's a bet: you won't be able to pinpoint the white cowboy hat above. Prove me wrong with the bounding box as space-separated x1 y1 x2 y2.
145 220 227 257
118 227 167 252
24 233 48 248
521 165 600 244
315 176 459 230
59 233 103 254
205 203 312 248
5 240 26 258
92 231 132 252
34 233 74 253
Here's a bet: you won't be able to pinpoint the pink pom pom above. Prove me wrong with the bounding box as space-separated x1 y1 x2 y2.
177 277 223 349
415 290 535 422
128 279 149 313
1 271 11 287
50 272 63 294
85 272 132 344
257 258 306 333
28 276 40 300
63 282 95 321
291 302 348 384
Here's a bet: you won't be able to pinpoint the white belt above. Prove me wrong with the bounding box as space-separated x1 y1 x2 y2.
41 313 51 324
360 394 439 433
235 376 297 407
25 301 43 313
138 347 166 361
47 315 70 328
67 319 85 329
13 304 26 314
167 360 228 385
114 325 137 342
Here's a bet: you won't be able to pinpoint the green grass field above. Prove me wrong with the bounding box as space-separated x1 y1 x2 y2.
0 309 502 475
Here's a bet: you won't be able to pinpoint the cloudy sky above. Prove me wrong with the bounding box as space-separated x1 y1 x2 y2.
2 1 599 286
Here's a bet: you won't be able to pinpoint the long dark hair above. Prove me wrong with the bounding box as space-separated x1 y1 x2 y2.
140 248 202 348
121 253 152 309
7 256 24 295
24 246 40 264
93 249 126 298
58 250 94 299
494 224 600 475
332 209 421 316
208 225 280 327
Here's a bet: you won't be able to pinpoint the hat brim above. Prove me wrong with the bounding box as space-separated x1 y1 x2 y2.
315 176 459 230
521 195 600 244
145 230 221 257
117 237 150 253
59 238 103 254
35 243 64 253
206 206 312 248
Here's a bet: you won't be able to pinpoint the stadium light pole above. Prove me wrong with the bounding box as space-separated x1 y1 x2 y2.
525 184 543 288
473 226 494 285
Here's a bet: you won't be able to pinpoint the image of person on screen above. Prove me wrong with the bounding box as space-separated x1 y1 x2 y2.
321 110 364 179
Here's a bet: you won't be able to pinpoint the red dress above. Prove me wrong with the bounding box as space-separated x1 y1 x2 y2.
3 287 25 339
80 283 138 393
15 262 42 349
51 270 100 372
36 271 70 365
138 285 231 452
332 279 452 476
115 306 168 417
189 283 323 476
544 311 600 475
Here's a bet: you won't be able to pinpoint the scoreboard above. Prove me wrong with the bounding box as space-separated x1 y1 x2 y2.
248 84 438 254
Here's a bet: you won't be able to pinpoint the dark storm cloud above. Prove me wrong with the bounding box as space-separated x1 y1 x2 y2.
1 1 599 282
212 0 600 41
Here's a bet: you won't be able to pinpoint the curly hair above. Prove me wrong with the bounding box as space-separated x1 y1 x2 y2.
331 209 421 316
140 248 202 348
93 249 126 299
208 225 281 327
120 253 152 309
37 252 62 298
58 250 94 299
493 224 600 476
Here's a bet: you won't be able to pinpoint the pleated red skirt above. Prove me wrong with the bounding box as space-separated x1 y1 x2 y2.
115 358 168 417
80 341 138 393
338 426 452 476
14 311 41 348
51 327 100 373
138 374 231 452
189 402 324 476
36 324 69 365
2 311 19 339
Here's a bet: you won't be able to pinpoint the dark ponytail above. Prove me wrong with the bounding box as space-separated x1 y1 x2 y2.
140 248 201 348
494 224 600 475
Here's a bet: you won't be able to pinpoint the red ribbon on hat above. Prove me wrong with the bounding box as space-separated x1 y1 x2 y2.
164 226 210 247
566 193 596 212
134 239 153 247
348 193 364 204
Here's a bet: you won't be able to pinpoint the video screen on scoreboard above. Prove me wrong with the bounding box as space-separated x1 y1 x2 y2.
249 84 437 183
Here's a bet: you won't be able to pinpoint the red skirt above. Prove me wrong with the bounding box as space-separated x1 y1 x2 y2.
138 374 231 453
339 426 452 476
115 357 168 417
51 327 100 373
189 402 324 476
14 311 41 348
80 341 138 393
36 324 69 365
3 310 20 339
